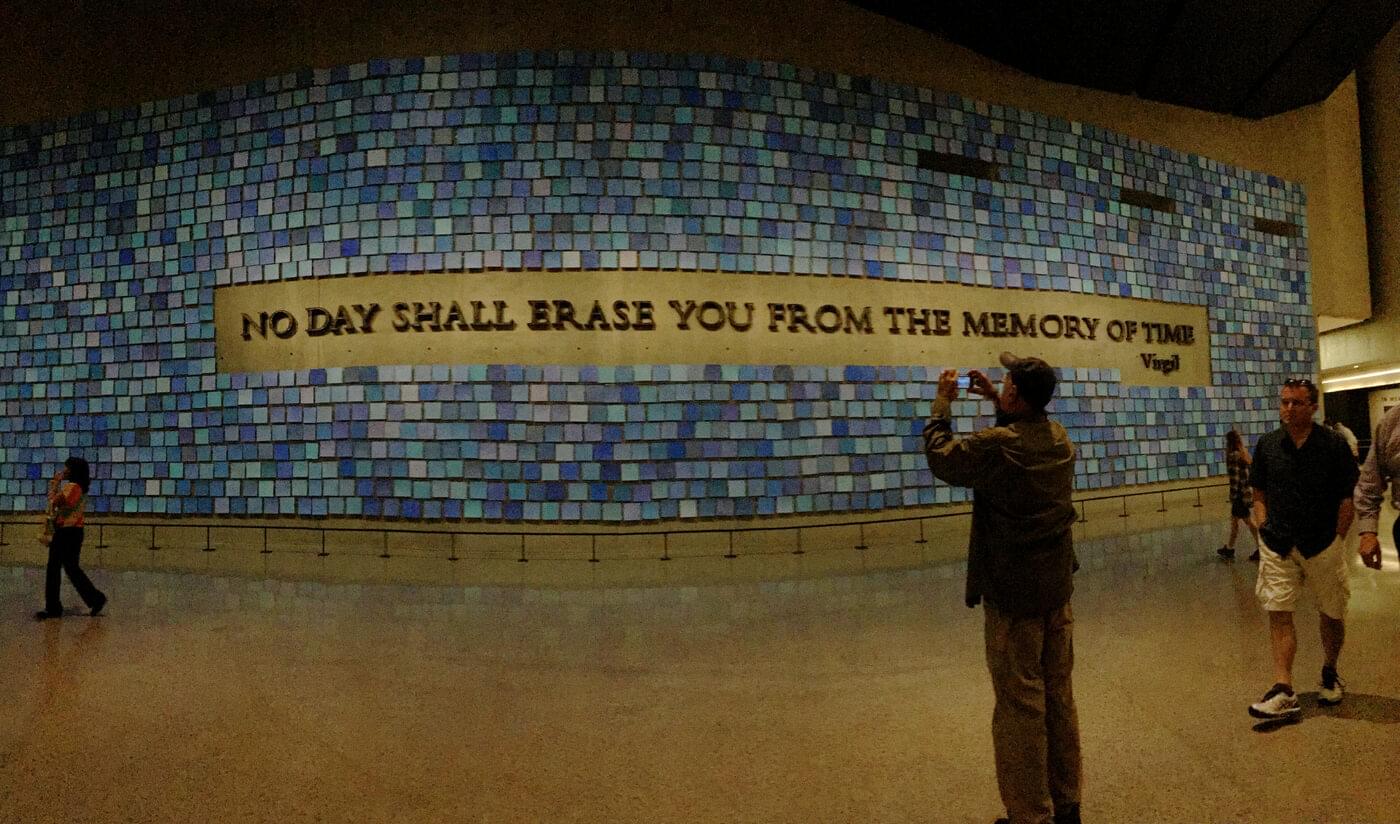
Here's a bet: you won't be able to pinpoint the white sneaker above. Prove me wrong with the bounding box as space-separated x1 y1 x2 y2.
1319 667 1344 706
1249 684 1301 720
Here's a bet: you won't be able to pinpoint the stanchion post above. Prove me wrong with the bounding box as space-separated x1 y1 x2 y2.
1193 487 1204 509
914 518 927 545
724 530 737 559
149 523 159 551
517 534 528 563
1157 491 1168 513
261 526 271 555
320 530 330 558
659 532 670 561
379 531 390 559
855 522 868 551
447 532 456 562
1077 501 1088 524
96 523 108 548
793 527 805 555
589 534 599 563
203 525 213 552
0 521 7 547
1118 496 1129 518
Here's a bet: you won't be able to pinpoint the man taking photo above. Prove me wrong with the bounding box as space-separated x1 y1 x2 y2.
922 352 1081 824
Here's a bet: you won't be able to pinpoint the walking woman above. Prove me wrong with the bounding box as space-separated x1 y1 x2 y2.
1217 430 1263 562
34 457 107 620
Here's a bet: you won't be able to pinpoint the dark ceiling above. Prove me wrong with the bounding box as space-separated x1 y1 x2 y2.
848 0 1400 118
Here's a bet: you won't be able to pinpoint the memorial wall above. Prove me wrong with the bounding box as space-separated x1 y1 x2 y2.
0 51 1315 523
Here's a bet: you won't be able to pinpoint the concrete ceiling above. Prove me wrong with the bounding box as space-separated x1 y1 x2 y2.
848 0 1400 118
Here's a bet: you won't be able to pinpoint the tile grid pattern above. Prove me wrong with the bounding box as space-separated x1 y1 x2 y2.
0 51 1313 521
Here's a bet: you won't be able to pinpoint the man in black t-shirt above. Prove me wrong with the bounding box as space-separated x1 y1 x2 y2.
1247 378 1360 721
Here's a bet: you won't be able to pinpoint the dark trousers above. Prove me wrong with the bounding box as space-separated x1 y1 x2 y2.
985 603 1082 824
45 527 104 613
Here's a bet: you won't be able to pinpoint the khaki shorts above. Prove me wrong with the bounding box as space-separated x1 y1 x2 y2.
1255 535 1350 620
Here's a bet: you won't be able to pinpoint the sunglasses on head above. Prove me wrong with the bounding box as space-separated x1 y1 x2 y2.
1283 378 1315 388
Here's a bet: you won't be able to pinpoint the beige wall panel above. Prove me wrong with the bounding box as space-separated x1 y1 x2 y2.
216 271 1212 386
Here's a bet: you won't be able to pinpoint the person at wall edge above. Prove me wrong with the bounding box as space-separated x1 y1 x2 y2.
1354 402 1400 571
922 352 1081 824
1246 379 1359 720
1218 429 1263 562
35 456 107 620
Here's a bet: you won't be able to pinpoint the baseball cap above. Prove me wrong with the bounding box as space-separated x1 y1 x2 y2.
998 351 1057 409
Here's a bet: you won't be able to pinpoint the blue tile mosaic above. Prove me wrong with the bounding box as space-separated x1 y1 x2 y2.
0 52 1313 521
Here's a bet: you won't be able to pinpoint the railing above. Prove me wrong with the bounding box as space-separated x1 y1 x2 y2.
0 481 1227 565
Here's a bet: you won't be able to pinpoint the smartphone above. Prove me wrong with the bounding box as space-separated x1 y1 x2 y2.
956 375 970 389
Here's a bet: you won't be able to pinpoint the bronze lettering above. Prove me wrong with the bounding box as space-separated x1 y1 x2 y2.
785 303 818 333
269 309 297 339
611 300 633 331
551 299 584 331
353 303 380 333
1038 314 1063 338
882 306 906 334
814 304 844 334
492 300 516 330
727 302 755 331
392 302 412 332
442 301 468 330
584 301 613 331
767 303 787 332
845 306 874 335
412 301 442 332
306 306 333 337
907 308 932 336
696 301 727 331
527 300 551 330
962 311 992 337
931 308 951 336
634 301 655 331
1010 313 1037 338
671 300 699 330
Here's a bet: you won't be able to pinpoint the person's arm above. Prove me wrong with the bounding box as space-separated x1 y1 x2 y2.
1336 497 1355 539
47 471 66 507
1354 426 1386 568
1249 437 1267 529
1237 446 1252 466
922 369 1002 489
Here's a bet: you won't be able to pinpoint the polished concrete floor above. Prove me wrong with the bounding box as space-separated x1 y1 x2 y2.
2 509 1399 824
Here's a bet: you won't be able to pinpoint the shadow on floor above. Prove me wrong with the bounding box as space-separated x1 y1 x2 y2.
1253 691 1400 732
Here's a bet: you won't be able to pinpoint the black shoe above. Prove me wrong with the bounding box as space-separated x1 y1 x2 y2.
1247 549 1260 562
994 818 1010 824
1217 546 1236 560
33 609 62 621
1319 665 1344 706
90 594 107 617
1056 803 1083 824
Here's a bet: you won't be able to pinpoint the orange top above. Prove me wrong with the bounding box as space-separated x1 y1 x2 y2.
50 482 85 528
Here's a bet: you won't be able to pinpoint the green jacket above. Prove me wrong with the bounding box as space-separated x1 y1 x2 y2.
922 396 1077 616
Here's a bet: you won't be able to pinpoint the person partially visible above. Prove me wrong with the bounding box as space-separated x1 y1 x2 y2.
1326 418 1360 461
34 457 107 620
1217 429 1263 562
922 353 1082 824
1247 379 1360 720
1355 403 1400 571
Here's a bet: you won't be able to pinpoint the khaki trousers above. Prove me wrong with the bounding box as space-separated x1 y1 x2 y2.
984 602 1082 824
